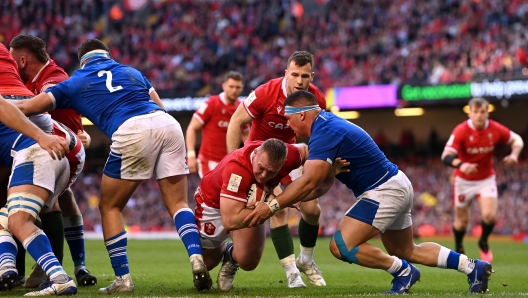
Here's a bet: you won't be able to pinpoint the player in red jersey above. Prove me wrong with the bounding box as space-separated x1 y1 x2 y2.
186 71 249 178
9 34 97 287
226 51 327 288
441 98 523 263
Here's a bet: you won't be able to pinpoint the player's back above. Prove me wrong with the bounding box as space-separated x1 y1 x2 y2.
48 58 162 137
244 77 326 144
310 111 398 197
0 44 34 97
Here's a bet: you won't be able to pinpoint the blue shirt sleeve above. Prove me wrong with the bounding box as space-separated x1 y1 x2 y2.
142 74 153 91
46 81 73 109
307 132 341 165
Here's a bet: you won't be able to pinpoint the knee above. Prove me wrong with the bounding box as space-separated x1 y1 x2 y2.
271 208 288 224
330 231 360 264
301 206 321 224
481 214 495 224
238 259 259 271
329 240 341 260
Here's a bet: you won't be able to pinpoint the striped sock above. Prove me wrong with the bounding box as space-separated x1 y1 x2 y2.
174 208 201 257
23 230 67 281
104 231 129 277
0 231 17 268
64 215 86 273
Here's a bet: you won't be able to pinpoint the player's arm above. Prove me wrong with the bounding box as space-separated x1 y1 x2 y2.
77 130 92 149
149 90 165 109
185 117 204 174
226 103 253 154
240 127 250 143
504 131 524 165
220 196 257 231
441 150 463 168
0 95 68 159
11 92 54 116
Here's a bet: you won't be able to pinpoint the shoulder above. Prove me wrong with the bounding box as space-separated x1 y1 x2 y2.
255 77 282 95
488 119 508 130
452 121 468 134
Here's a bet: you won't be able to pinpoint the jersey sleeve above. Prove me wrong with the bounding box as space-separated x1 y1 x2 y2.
494 122 513 144
219 162 254 204
282 144 303 171
193 98 213 125
311 85 327 110
142 74 154 93
38 69 68 93
444 125 463 154
307 132 341 164
243 86 266 119
46 81 73 110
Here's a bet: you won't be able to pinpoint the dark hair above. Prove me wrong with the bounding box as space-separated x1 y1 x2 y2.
77 39 110 61
468 97 489 110
284 90 318 107
287 51 314 70
260 138 287 166
9 35 49 64
224 71 243 82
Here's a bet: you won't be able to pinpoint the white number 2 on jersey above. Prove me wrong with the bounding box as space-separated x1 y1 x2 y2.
98 70 123 93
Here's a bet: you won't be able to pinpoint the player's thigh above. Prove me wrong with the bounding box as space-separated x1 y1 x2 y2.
230 225 266 269
478 196 498 221
7 184 51 238
100 174 142 211
57 188 80 217
158 174 188 215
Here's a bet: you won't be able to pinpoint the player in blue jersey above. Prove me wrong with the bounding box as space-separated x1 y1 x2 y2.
244 90 495 295
0 96 78 295
12 39 211 293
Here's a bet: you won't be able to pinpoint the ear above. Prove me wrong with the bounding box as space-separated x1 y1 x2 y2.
20 56 27 67
310 71 315 82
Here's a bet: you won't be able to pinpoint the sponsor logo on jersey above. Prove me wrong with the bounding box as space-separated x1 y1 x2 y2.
268 121 290 129
218 120 229 128
466 146 494 154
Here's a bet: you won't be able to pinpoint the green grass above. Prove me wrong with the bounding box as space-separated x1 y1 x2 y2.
5 237 528 297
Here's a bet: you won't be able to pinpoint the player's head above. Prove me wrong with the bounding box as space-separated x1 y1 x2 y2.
252 138 287 184
283 90 321 138
9 35 49 82
284 51 315 96
222 71 244 103
77 39 110 66
468 97 489 129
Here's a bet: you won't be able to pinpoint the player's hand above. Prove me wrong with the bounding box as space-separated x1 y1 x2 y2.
36 134 69 160
243 203 274 227
459 162 478 175
187 156 198 174
332 157 350 176
503 154 518 165
77 130 91 149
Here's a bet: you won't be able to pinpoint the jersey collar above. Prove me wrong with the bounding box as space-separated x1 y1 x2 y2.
32 60 50 83
219 92 228 105
281 77 288 97
467 119 489 131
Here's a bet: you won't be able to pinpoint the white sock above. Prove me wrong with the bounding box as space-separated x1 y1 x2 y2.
437 246 450 268
386 256 402 274
280 254 299 277
458 254 476 275
299 245 314 264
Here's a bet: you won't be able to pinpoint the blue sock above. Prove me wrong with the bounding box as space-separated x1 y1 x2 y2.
24 230 66 280
446 250 461 270
174 208 202 257
64 215 86 267
104 231 129 277
0 231 17 268
392 259 410 277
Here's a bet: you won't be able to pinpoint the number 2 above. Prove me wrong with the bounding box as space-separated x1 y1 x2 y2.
98 70 123 93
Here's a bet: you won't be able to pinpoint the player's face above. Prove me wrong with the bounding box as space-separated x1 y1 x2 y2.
468 105 489 129
9 48 29 82
285 113 310 138
222 78 243 103
284 61 314 95
252 150 281 184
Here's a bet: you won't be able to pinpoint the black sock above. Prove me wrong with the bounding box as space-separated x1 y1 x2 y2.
479 221 495 252
452 226 466 253
298 217 319 248
15 237 25 277
271 224 294 260
40 211 65 264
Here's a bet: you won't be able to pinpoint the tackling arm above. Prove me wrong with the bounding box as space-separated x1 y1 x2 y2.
149 90 165 109
220 197 257 231
226 103 253 154
11 92 54 116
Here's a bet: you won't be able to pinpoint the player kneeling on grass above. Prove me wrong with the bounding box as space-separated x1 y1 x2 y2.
194 138 347 291
244 90 494 295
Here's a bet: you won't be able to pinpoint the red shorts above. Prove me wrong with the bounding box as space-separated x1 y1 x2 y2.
197 157 220 178
279 165 303 186
51 121 85 192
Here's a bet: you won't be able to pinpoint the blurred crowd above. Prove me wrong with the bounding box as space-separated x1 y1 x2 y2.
71 159 528 236
2 0 528 97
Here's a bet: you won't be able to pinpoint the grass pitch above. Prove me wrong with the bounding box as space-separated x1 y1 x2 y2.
5 237 528 297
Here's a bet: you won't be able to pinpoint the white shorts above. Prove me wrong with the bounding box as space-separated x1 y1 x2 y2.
197 159 219 179
453 175 497 208
194 188 228 249
104 112 189 180
280 166 303 186
7 143 69 212
344 171 413 233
